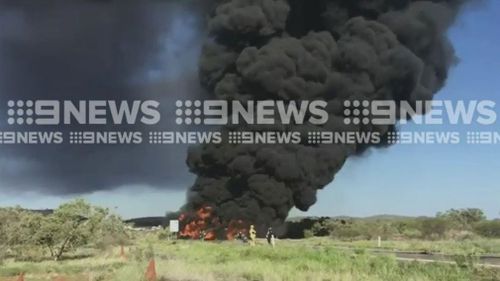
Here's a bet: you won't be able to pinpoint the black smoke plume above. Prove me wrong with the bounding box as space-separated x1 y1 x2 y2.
0 0 208 195
183 0 477 232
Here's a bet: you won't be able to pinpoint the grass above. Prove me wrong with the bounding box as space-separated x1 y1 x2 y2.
318 238 500 255
1 235 500 281
136 241 467 281
0 255 126 281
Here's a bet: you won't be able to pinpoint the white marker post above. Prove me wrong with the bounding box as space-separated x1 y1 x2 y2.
378 236 382 248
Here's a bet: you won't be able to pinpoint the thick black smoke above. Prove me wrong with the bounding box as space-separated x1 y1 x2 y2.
0 0 209 194
184 0 476 231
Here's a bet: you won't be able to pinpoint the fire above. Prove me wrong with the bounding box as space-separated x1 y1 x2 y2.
179 206 250 241
179 206 217 240
197 207 212 220
226 220 249 240
204 231 216 241
178 213 187 222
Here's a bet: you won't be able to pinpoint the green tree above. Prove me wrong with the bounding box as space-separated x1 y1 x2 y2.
0 208 21 261
0 207 43 259
93 213 129 250
35 199 110 260
1 200 128 261
474 221 500 238
437 208 486 230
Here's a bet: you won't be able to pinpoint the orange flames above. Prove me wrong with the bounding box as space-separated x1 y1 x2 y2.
179 206 250 241
226 220 249 240
179 206 217 240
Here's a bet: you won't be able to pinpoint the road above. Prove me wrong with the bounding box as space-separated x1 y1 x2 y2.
334 246 500 268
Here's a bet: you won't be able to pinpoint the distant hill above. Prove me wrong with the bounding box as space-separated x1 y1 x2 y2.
28 209 54 215
287 214 421 222
358 214 424 221
125 217 165 228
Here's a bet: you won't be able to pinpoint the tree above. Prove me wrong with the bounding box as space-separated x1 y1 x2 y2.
93 213 129 250
474 221 500 238
35 199 116 260
437 208 486 230
311 219 337 237
0 208 22 261
0 207 43 259
0 200 128 261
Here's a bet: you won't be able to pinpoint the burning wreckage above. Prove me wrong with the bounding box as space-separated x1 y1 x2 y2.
178 206 249 241
174 0 476 240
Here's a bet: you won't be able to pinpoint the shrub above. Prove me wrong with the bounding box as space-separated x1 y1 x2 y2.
453 251 480 270
420 218 450 240
158 229 172 240
303 229 315 239
437 208 486 230
474 221 500 238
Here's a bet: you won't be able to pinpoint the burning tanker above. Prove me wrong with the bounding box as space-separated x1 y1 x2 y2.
177 0 477 238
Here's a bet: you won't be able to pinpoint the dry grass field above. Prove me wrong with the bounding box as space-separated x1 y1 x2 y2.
2 234 500 281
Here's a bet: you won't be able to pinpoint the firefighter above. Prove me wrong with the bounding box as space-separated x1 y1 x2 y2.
199 230 206 241
249 225 257 246
266 227 276 248
236 231 248 243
